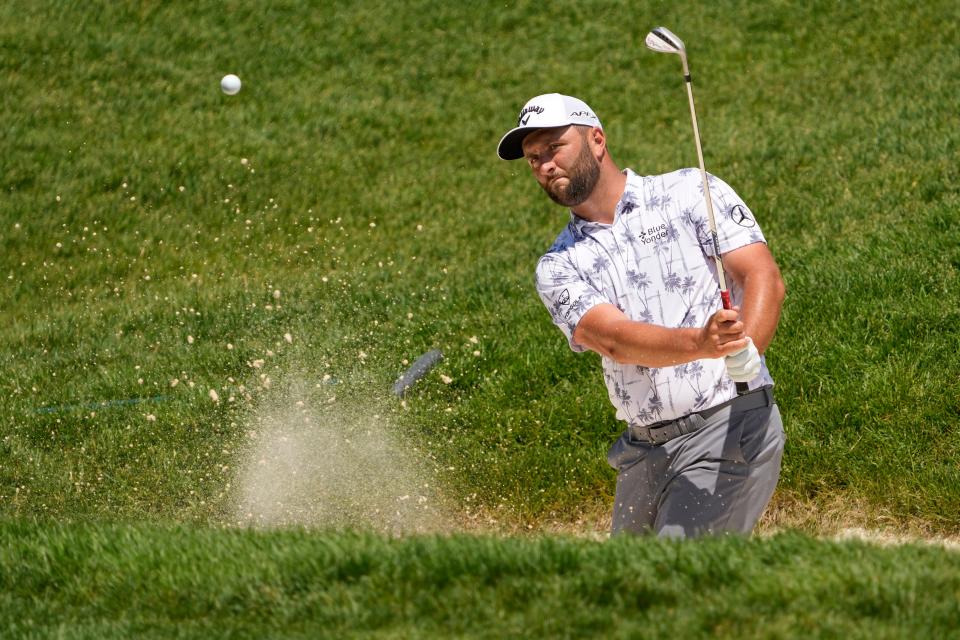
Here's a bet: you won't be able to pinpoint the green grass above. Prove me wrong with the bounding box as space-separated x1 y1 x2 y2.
3 519 959 639
2 0 960 635
3 0 958 530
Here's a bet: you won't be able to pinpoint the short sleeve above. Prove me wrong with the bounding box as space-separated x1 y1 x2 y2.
706 174 767 254
535 252 609 352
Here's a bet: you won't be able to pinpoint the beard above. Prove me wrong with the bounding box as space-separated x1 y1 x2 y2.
542 141 601 207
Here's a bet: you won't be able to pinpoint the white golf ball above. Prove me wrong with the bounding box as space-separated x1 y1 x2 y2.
220 74 241 95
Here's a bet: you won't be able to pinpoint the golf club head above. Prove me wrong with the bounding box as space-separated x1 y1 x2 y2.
392 349 443 397
645 27 685 55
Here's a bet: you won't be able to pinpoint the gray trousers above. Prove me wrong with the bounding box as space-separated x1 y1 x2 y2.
606 403 785 538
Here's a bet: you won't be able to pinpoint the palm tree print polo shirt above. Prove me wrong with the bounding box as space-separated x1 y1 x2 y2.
535 168 774 428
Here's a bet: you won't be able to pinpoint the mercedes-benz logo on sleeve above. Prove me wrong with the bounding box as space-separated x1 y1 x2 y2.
730 204 755 228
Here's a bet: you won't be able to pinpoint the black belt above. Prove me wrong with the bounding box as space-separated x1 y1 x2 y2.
628 386 775 445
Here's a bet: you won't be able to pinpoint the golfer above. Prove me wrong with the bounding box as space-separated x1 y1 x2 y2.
498 94 786 538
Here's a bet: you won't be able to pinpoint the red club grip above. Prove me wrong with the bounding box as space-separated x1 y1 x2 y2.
720 290 733 310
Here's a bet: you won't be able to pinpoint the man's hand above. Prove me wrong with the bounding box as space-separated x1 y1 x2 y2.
699 308 748 358
725 337 761 382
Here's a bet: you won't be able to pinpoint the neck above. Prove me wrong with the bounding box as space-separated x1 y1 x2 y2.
571 163 627 225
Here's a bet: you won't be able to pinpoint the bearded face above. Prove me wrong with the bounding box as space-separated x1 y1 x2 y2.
540 130 601 207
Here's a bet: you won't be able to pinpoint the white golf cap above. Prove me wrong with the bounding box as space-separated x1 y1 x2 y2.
497 93 602 160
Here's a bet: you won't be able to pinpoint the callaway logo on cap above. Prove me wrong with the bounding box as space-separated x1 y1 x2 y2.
497 93 603 160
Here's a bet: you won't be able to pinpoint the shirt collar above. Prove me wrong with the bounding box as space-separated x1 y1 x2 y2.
568 169 643 237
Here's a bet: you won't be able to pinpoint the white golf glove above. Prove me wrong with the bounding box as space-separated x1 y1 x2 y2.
725 337 761 383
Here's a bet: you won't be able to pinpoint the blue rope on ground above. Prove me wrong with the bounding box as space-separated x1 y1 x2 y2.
34 396 172 414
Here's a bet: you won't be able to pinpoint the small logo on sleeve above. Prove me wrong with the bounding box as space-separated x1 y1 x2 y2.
730 204 755 228
558 289 571 305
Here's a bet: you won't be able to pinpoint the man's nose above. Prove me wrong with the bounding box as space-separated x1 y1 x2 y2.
538 157 557 178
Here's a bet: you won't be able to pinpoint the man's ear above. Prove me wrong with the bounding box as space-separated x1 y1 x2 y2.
590 127 606 159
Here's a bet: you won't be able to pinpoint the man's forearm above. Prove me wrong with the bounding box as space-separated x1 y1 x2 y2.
574 303 747 367
585 318 704 367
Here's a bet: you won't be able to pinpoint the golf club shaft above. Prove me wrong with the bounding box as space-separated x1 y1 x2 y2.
680 53 747 393
680 57 732 309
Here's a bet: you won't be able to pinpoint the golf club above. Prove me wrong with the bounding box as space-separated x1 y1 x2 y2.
646 26 748 392
392 349 444 397
645 27 733 307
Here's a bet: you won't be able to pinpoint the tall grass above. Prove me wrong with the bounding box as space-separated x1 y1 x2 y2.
3 520 959 639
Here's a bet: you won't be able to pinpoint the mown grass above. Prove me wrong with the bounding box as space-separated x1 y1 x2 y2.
1 0 960 634
2 519 959 639
3 0 957 531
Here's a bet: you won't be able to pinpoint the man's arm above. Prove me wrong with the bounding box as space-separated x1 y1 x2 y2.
573 304 748 367
721 243 786 354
